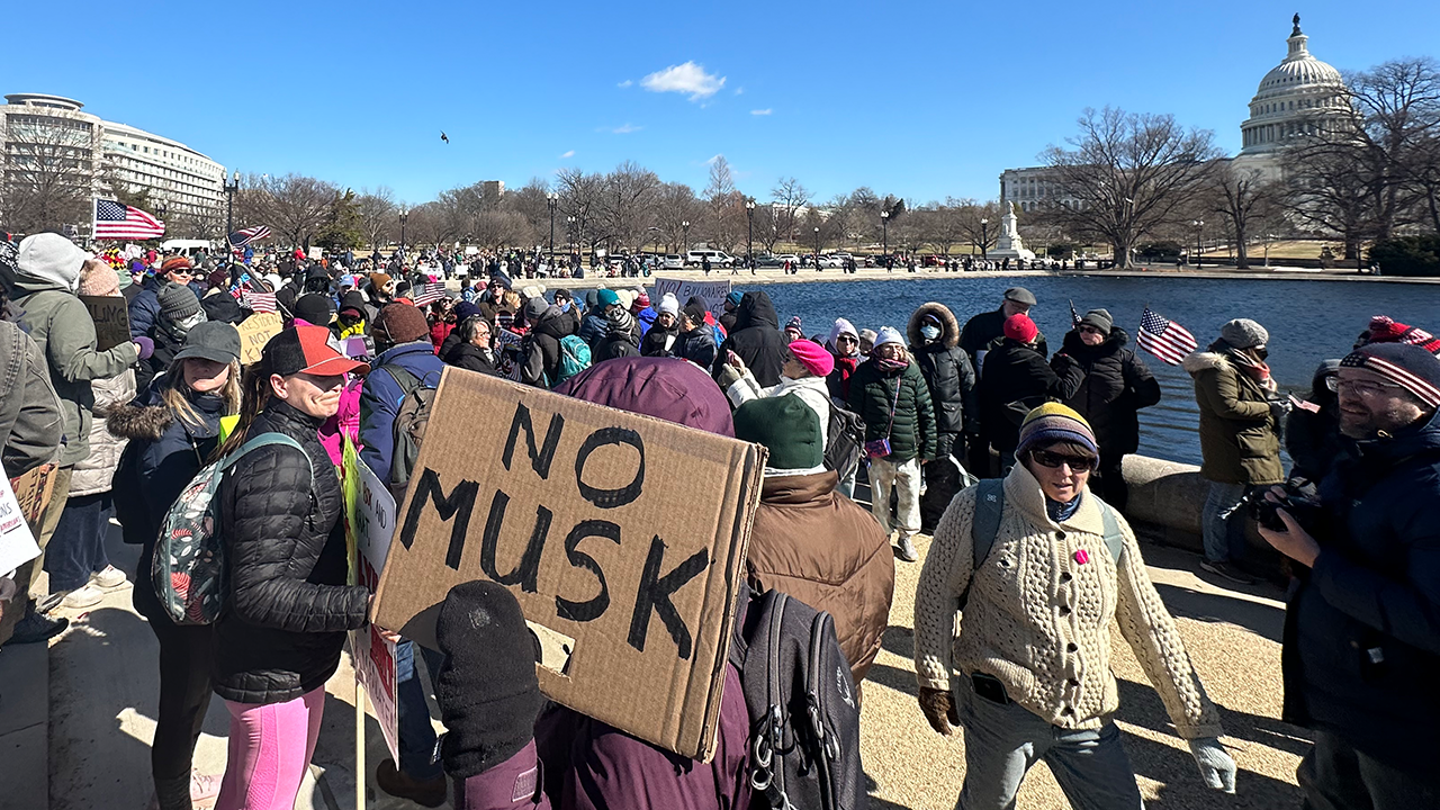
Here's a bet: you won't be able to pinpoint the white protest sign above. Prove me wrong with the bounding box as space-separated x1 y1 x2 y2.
0 473 41 574
344 442 399 764
652 277 732 321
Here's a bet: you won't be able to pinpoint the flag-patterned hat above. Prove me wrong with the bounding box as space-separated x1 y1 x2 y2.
1341 343 1440 408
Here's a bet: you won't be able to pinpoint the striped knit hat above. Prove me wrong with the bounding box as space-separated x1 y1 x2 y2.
1017 403 1099 457
1341 343 1440 408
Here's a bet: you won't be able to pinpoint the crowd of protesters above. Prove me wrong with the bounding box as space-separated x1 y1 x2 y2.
1 232 1438 810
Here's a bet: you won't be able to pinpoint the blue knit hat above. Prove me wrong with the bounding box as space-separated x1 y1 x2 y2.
726 290 744 306
597 288 620 308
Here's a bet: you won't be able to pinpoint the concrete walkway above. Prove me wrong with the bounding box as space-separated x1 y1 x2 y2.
34 520 1305 809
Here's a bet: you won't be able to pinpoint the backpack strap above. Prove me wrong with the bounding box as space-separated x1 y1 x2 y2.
1091 494 1126 566
379 363 423 402
970 478 1005 571
219 432 308 472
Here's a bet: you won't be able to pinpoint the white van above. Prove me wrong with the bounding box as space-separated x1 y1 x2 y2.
159 239 217 259
685 249 734 268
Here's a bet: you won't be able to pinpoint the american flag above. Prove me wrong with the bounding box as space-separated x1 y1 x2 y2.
411 282 446 307
228 226 271 247
94 199 165 241
242 290 278 314
1137 307 1198 366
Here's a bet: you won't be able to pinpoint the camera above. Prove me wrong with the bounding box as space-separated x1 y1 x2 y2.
1240 482 1319 533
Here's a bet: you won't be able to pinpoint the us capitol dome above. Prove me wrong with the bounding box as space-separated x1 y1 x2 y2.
1238 14 1349 158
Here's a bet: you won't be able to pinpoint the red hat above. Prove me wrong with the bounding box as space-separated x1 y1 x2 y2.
787 338 835 377
263 326 369 377
1003 313 1039 344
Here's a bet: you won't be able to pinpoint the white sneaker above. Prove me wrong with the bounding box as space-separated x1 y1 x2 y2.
191 771 222 807
58 583 104 609
89 565 129 591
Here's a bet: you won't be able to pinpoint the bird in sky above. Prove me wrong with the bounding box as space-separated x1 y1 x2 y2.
441 131 449 144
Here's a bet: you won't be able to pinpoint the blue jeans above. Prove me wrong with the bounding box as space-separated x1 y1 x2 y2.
954 676 1144 810
395 639 446 780
1201 482 1248 564
44 492 114 592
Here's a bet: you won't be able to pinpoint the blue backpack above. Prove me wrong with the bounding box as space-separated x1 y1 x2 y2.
554 334 592 386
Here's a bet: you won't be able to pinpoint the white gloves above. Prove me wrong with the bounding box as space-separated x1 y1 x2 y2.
1189 737 1237 793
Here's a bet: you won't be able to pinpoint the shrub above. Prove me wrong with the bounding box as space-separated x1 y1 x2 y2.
1368 235 1440 277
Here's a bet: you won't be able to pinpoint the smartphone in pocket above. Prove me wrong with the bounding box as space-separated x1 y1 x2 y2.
971 672 1010 705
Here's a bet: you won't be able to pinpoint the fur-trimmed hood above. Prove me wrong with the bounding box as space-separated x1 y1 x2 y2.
907 302 960 349
1181 350 1228 376
106 400 175 442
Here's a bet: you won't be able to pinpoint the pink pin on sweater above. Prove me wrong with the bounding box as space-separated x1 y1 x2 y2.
1074 549 1090 565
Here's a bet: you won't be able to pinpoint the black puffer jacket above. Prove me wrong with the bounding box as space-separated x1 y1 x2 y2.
595 329 640 362
1056 328 1161 456
959 306 1048 362
979 339 1083 454
640 322 680 357
907 303 979 458
213 399 369 705
716 292 787 386
443 341 500 376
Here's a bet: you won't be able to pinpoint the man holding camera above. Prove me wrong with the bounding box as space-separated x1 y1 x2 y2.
1259 342 1440 808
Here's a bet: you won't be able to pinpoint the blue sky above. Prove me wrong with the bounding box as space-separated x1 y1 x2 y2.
2 0 1433 206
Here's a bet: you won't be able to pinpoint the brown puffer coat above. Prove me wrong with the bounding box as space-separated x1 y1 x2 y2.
744 470 895 688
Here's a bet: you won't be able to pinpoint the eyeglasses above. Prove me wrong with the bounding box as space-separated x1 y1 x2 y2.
1029 449 1098 472
1327 377 1406 397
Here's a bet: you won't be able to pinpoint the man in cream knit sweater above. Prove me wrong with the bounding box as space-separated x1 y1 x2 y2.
913 404 1236 808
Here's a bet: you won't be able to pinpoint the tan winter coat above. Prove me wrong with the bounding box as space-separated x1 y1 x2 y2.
68 369 136 497
1183 349 1284 486
913 462 1223 740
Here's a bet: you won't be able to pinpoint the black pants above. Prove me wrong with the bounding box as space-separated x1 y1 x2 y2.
135 546 215 810
1299 730 1440 810
921 453 963 535
1090 452 1129 514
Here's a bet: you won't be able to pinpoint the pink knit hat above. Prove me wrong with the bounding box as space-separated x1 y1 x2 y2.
787 338 835 377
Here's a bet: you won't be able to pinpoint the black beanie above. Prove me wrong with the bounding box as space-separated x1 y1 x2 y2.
294 293 336 326
434 580 544 779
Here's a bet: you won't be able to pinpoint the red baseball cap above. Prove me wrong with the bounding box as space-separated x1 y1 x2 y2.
263 326 369 377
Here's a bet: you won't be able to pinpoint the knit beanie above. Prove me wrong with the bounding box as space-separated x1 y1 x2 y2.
726 290 744 307
584 289 599 309
859 329 878 346
1341 343 1440 408
784 316 804 334
294 294 336 326
873 326 904 349
338 290 367 316
1004 313 1039 344
373 303 430 344
1220 318 1268 349
1361 315 1440 355
368 272 392 292
1079 308 1113 335
157 282 202 321
635 292 651 309
657 293 680 317
523 296 550 324
734 395 823 471
788 338 835 377
1016 403 1099 457
78 261 121 297
434 580 545 779
682 302 708 326
597 288 620 309
453 301 482 322
161 255 194 276
606 306 636 336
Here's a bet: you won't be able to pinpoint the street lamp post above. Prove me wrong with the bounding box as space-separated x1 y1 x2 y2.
682 220 690 257
980 218 989 262
399 207 409 262
547 193 558 271
745 199 755 275
881 209 890 269
223 170 239 242
1192 220 1204 270
1264 233 1274 268
814 227 821 271
566 216 576 259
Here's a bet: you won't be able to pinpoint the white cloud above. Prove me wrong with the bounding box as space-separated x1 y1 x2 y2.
705 154 723 166
617 80 633 88
606 123 642 134
750 109 772 116
734 87 745 96
640 61 726 101
559 150 575 159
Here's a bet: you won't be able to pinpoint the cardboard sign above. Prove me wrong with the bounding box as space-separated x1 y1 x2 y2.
372 369 765 760
343 440 400 764
80 295 130 351
0 467 48 574
237 312 283 365
652 277 732 322
308 247 324 261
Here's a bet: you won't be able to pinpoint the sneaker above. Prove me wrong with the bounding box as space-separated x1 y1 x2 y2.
376 758 447 808
191 771 222 808
8 611 68 644
57 584 104 610
895 536 919 563
89 565 129 592
1200 559 1255 586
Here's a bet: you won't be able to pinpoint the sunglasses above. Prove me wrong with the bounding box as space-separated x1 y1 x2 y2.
1077 325 1105 335
1029 449 1098 472
836 335 858 344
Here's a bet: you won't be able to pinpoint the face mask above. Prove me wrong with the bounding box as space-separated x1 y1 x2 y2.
920 324 941 341
1254 347 1269 361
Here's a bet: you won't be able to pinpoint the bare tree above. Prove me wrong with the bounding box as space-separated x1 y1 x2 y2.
954 199 1002 256
703 156 741 250
654 182 700 252
356 187 397 252
1 110 98 234
471 210 535 249
505 178 555 241
555 168 606 251
1042 107 1222 267
598 161 661 252
1202 161 1284 268
246 174 337 249
770 177 810 244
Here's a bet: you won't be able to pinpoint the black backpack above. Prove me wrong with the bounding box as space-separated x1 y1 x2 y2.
824 404 866 482
730 584 866 810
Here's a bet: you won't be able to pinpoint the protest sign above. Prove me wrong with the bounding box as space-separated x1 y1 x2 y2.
373 369 765 760
652 277 732 321
236 312 283 365
343 440 399 764
0 463 56 644
81 295 130 351
308 247 324 261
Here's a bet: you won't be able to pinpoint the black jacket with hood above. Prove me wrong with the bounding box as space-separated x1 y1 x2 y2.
521 305 574 387
907 303 979 458
715 291 787 387
979 338 1083 454
213 399 369 705
1056 327 1161 457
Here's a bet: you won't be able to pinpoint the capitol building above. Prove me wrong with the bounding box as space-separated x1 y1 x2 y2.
999 14 1347 212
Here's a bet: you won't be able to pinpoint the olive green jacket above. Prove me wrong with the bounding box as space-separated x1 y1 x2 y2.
1183 349 1284 485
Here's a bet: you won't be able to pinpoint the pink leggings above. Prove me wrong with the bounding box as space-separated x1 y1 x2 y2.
214 687 325 810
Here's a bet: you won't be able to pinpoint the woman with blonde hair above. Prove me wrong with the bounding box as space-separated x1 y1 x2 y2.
109 320 242 810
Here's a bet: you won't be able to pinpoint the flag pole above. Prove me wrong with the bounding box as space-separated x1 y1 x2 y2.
356 677 367 809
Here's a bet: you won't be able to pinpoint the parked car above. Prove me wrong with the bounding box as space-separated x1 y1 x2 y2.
754 254 784 268
685 249 735 268
775 253 801 265
662 254 686 270
817 254 846 269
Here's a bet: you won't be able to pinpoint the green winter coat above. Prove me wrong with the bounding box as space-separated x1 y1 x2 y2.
9 284 139 467
1183 348 1284 486
847 357 937 463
